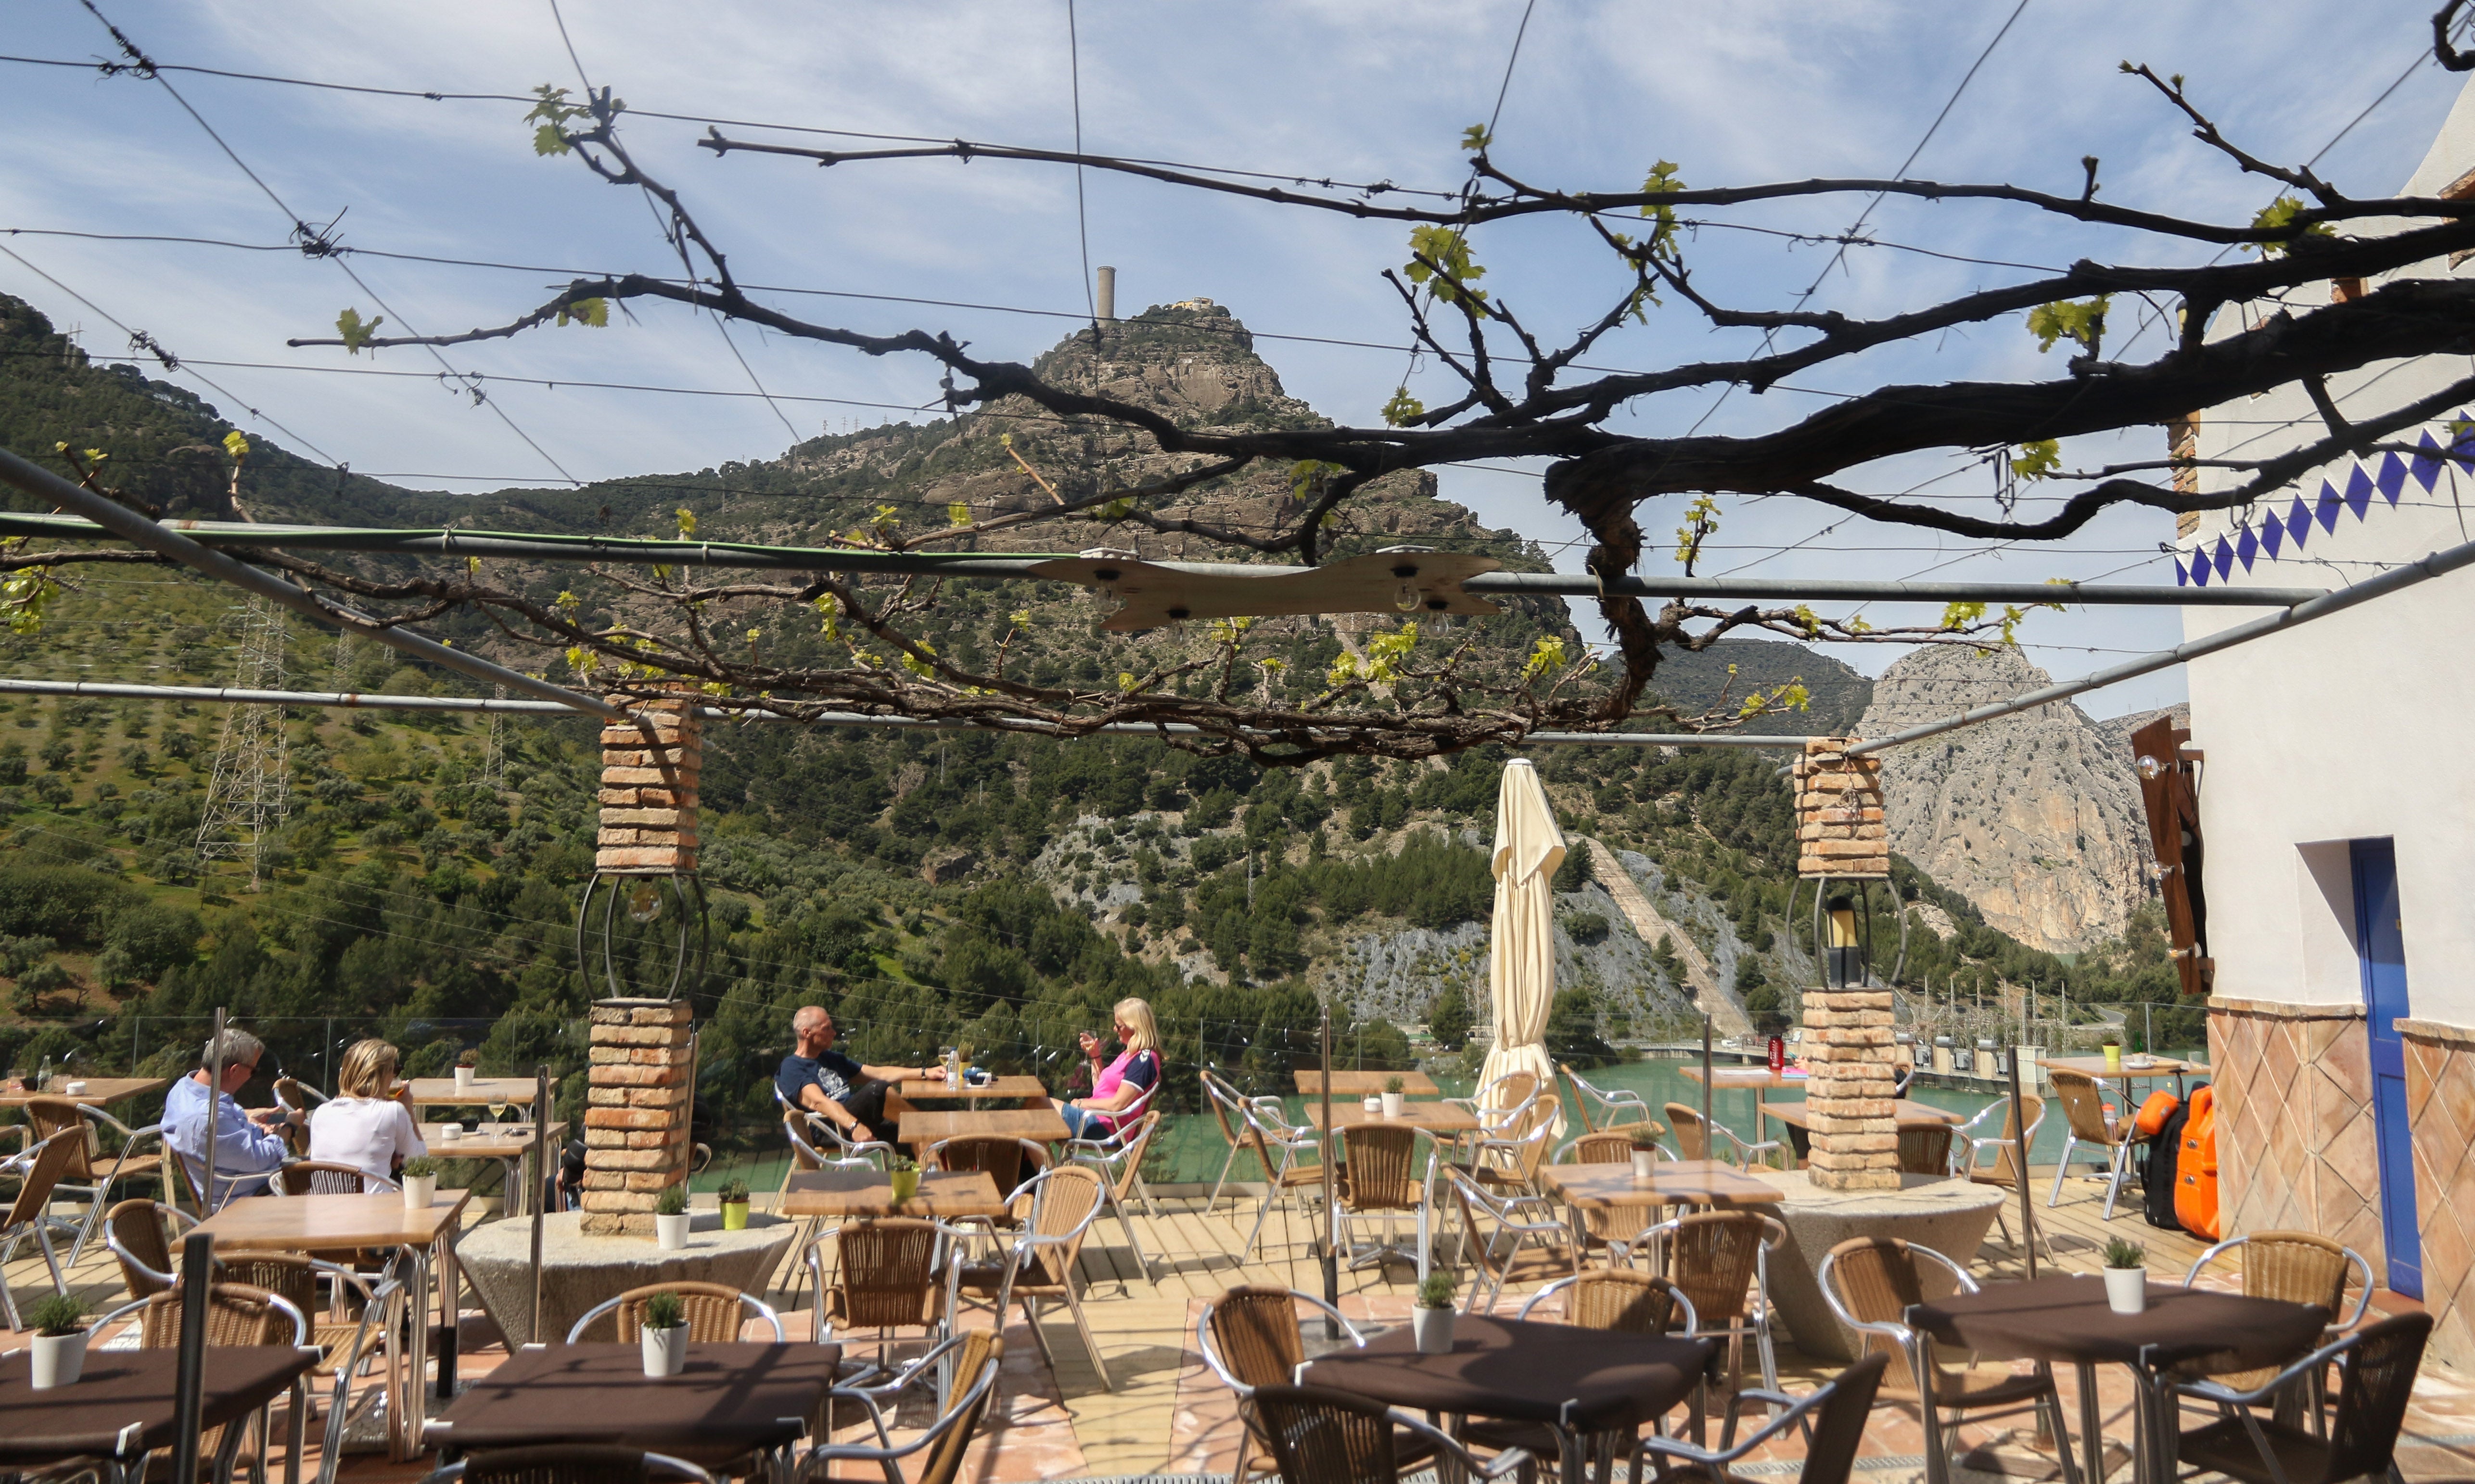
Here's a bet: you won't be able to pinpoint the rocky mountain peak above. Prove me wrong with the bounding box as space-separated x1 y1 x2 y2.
1855 644 2150 951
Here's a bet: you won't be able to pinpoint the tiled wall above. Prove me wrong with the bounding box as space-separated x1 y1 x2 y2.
2400 1018 2475 1370
2205 999 2385 1274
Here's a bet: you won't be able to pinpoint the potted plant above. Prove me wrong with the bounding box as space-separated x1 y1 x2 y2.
718 1179 750 1231
1628 1123 1665 1179
453 1049 479 1092
1381 1076 1406 1119
1412 1270 1458 1354
654 1183 691 1250
2102 1237 2147 1314
2100 1033 2123 1074
27 1294 89 1389
886 1154 920 1207
638 1290 689 1378
400 1156 439 1210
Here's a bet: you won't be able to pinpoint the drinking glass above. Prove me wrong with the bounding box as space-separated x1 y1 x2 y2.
487 1100 509 1129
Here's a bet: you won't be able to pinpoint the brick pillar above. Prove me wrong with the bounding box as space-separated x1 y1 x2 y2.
579 999 695 1235
598 698 700 875
1796 738 1899 1189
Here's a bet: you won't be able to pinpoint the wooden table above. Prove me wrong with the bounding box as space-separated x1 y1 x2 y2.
404 1077 554 1109
1762 1097 1959 1165
0 1076 165 1108
1302 1101 1481 1134
1538 1158 1785 1211
0 1346 317 1477
778 1167 1008 1220
191 1189 473 1459
888 1075 1048 1105
1296 1070 1441 1097
896 1105 1069 1147
1679 1066 1809 1091
421 1120 567 1217
426 1341 844 1471
2044 1055 2208 1097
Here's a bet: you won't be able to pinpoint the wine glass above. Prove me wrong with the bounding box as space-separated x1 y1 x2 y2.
4 1067 21 1094
487 1099 509 1131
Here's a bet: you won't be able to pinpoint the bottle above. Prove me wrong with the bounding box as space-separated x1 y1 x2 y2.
36 1055 51 1091
1767 1036 1785 1075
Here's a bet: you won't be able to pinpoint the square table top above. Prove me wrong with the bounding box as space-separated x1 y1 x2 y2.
778 1167 1008 1219
896 1105 1070 1145
1537 1159 1784 1207
1295 1070 1442 1097
0 1346 317 1462
2042 1055 2208 1079
1678 1065 1809 1091
421 1121 568 1159
1761 1099 1962 1132
1908 1273 2325 1373
405 1077 553 1106
1304 1101 1480 1134
427 1342 843 1456
893 1075 1049 1102
1299 1314 1712 1432
0 1076 166 1109
191 1188 473 1250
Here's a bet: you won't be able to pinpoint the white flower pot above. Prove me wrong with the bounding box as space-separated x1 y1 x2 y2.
1411 1305 1455 1355
641 1326 688 1377
1381 1092 1406 1118
401 1175 437 1210
29 1330 87 1389
1632 1150 1660 1179
655 1212 691 1251
454 1067 475 1091
2104 1266 2148 1314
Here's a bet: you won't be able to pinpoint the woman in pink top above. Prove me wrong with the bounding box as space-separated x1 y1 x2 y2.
1054 997 1162 1141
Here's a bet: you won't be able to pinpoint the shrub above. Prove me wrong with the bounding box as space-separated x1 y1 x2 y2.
654 1184 689 1216
105 903 204 978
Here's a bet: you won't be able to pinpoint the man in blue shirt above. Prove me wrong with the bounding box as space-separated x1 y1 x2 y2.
776 1006 933 1146
163 1028 300 1208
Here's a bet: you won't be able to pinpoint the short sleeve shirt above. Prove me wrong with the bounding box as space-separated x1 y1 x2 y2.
778 1048 866 1110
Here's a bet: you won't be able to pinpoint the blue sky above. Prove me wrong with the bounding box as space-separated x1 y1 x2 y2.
3 0 2465 716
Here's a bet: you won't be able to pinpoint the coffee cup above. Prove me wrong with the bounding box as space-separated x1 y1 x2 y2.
437 1125 462 1142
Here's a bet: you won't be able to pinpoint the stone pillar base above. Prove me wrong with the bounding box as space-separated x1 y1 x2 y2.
579 998 694 1236
1804 988 1900 1190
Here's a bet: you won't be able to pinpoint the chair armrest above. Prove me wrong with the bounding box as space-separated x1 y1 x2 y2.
1389 1411 1533 1482
2168 1328 2358 1408
1636 1377 1836 1469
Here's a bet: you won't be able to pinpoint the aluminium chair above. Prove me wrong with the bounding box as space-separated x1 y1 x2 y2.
1199 1069 1274 1212
276 1160 384 1194
0 1128 86 1328
1443 1163 1580 1315
803 1218 946 1371
21 1094 168 1261
1445 1070 1542 1137
802 1329 1005 1484
99 1281 313 1484
1897 1122 1955 1177
2045 1069 2149 1218
1639 1209 1788 1401
1553 1128 1668 1263
1330 1124 1442 1276
1663 1103 1784 1169
2165 1312 2430 1484
567 1280 785 1343
1238 1098 1337 1261
2181 1231 2374 1427
1632 1353 1890 1484
1952 1094 2049 1254
1197 1286 1369 1484
944 1165 1117 1390
1560 1062 1658 1132
103 1195 193 1300
1244 1384 1534 1484
1062 1104 1161 1284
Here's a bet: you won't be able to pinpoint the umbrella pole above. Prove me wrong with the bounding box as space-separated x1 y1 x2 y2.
1701 1014 1714 1155
171 1228 212 1483
1318 999 1339 1339
2009 1046 2037 1279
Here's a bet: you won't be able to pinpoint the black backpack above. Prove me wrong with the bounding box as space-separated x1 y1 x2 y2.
2143 1082 2203 1231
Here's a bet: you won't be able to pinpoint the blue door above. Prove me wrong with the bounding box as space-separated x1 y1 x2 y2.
2351 838 2419 1298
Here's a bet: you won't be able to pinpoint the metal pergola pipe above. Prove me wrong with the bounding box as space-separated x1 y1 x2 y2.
0 508 2325 608
0 448 624 722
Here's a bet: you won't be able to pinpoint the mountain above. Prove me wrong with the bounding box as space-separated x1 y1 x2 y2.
2098 702 2192 764
1854 644 2150 952
1645 638 1874 736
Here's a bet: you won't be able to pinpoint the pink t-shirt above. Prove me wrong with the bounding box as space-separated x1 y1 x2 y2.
1088 1048 1161 1135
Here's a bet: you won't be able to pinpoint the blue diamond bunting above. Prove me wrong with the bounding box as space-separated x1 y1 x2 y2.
2189 550 2209 585
2377 453 2406 505
2236 527 2259 569
2286 495 2313 549
2261 512 2284 559
2415 431 2445 492
2213 538 2235 580
2344 465 2374 520
2316 480 2344 533
2175 556 2190 586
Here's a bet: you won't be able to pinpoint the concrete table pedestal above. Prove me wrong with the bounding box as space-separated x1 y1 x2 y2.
456 1210 798 1347
1746 1171 2009 1361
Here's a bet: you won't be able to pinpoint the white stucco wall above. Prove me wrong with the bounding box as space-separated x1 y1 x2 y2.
2179 75 2475 1028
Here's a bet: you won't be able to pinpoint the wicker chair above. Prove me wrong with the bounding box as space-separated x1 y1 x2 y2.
0 1128 86 1328
2167 1312 2430 1484
1245 1384 1533 1484
1238 1099 1336 1261
1062 1106 1161 1284
99 1281 311 1480
2180 1231 2374 1415
210 1249 405 1484
804 1218 944 1366
1817 1236 2082 1484
1199 1070 1267 1212
1518 1269 1699 1334
272 1077 327 1158
1197 1286 1368 1484
1446 1070 1542 1136
103 1196 191 1300
22 1094 167 1261
930 1135 1050 1204
945 1165 1116 1390
1633 1353 1889 1484
2045 1070 2147 1218
1662 1103 1783 1168
1331 1124 1441 1274
416 1448 714 1484
567 1281 785 1343
277 1160 383 1195
1952 1095 2046 1249
1560 1063 1658 1132
1454 1096 1559 1199
1897 1123 1955 1177
1638 1210 1787 1399
1552 1129 1664 1262
804 1330 1006 1484
1443 1163 1580 1314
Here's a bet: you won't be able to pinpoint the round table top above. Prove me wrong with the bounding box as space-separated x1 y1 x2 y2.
1750 1170 2012 1216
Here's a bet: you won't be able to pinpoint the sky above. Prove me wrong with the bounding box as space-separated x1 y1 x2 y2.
2 0 2466 719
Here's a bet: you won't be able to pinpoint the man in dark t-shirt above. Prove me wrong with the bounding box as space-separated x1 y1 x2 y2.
776 1006 934 1146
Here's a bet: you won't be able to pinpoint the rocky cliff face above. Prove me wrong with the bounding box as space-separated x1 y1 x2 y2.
1855 645 2149 952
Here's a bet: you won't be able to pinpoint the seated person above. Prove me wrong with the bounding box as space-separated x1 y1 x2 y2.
776 1006 933 1146
1051 997 1162 1141
163 1028 301 1209
308 1038 426 1187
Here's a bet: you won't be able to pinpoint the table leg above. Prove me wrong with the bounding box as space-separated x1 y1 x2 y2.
1557 1421 1585 1484
2076 1362 2103 1484
435 1234 460 1399
398 1244 430 1463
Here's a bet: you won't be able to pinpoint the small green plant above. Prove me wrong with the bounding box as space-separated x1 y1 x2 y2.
1416 1270 1457 1309
640 1291 685 1331
2100 1030 2122 1046
1383 1075 1404 1095
28 1293 86 1337
400 1156 439 1180
1629 1123 1665 1148
456 1048 480 1068
886 1153 917 1173
654 1183 689 1217
719 1179 749 1205
2103 1237 2145 1270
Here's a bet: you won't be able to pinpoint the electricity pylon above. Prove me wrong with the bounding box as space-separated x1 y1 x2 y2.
195 596 292 884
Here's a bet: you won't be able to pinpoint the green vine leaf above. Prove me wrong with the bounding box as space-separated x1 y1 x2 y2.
335 308 384 355
2009 439 2062 480
2025 297 2109 354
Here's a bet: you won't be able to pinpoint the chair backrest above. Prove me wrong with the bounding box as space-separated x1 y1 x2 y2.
2318 1312 2432 1484
1205 1285 1310 1390
585 1281 779 1343
1014 1166 1109 1290
1896 1123 1954 1176
2233 1231 2354 1313
1976 1095 2043 1187
1444 1165 1568 1293
1337 1125 1423 1212
6 1128 87 1228
1103 1112 1160 1199
1565 1131 1635 1165
1246 1384 1411 1484
1497 1099 1558 1181
1480 1071 1539 1115
1554 1270 1692 1336
1799 1353 1892 1484
278 1161 373 1195
23 1098 96 1179
1556 1064 1600 1131
135 1281 299 1348
1200 1071 1250 1147
914 1330 1005 1484
829 1219 943 1330
1663 1103 1713 1162
271 1078 316 1155
1657 1210 1778 1325
933 1136 1049 1198
214 1250 321 1318
106 1198 179 1299
2047 1070 2113 1143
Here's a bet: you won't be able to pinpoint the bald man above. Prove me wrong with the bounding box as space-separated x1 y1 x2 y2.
774 1006 934 1146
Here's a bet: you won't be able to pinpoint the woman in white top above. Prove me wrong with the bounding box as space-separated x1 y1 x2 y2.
308 1039 426 1187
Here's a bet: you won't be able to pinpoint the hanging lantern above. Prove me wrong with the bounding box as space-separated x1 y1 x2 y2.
1825 893 1865 989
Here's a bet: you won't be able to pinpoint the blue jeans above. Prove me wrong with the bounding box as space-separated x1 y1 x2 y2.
1059 1104 1114 1140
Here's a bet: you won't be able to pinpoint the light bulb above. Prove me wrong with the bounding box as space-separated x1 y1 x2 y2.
2135 754 2162 781
1395 583 1420 611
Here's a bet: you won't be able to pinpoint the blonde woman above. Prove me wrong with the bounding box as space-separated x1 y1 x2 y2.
308 1039 426 1186
1053 997 1161 1140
